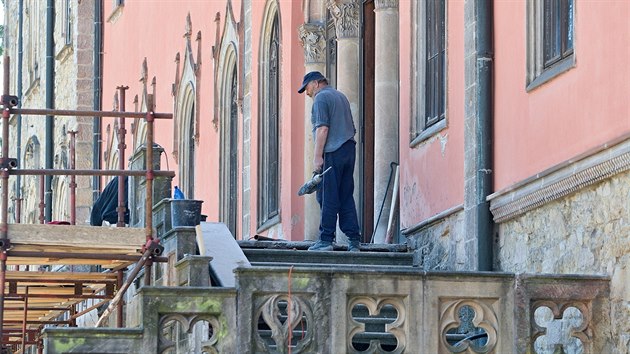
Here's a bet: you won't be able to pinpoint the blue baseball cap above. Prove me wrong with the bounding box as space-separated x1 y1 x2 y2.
297 71 326 93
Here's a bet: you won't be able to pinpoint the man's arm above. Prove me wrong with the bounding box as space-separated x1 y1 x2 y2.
313 125 329 172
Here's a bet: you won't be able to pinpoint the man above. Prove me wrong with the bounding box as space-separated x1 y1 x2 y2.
298 71 361 252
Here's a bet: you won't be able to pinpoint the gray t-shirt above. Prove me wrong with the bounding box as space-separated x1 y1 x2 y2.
311 86 356 153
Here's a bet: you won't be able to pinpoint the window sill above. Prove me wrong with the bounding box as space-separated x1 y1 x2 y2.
256 214 280 234
527 55 575 92
410 119 447 148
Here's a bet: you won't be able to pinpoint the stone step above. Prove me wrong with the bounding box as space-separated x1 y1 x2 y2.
242 248 414 268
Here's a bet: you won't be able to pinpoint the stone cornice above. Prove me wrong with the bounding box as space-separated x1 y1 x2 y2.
488 138 630 223
374 0 399 10
327 0 360 39
298 24 326 64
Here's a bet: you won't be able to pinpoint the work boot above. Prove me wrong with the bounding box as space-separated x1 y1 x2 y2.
308 240 334 251
348 240 361 252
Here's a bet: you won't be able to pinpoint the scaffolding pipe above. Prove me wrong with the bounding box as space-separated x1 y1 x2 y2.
11 169 174 178
144 109 156 287
9 108 172 119
1 56 12 348
116 269 124 327
69 131 77 225
117 86 129 227
20 287 28 350
95 248 153 327
69 299 108 321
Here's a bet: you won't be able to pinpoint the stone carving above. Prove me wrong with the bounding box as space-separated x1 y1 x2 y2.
490 151 630 223
374 0 399 10
532 301 591 353
255 294 315 353
439 299 498 353
158 313 221 354
347 296 406 354
326 0 360 39
298 24 326 64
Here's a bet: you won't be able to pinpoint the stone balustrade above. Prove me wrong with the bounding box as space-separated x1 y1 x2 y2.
41 256 609 353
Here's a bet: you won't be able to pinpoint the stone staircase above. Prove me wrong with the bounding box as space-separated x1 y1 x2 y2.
241 244 414 269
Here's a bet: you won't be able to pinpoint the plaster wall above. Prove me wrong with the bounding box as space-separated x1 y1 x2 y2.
398 0 465 229
493 1 630 191
103 1 307 240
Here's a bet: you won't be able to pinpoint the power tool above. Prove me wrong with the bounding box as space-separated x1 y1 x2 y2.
297 166 332 196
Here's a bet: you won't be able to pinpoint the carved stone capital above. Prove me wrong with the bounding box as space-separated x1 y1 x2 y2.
327 0 360 39
374 0 398 10
298 23 326 64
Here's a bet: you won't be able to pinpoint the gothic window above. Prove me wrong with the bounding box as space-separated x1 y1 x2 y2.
258 13 280 229
527 0 575 90
220 61 238 239
178 87 196 199
228 67 238 236
411 0 447 145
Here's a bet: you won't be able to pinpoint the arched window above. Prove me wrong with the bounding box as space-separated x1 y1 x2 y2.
258 4 281 229
23 136 41 223
178 86 196 198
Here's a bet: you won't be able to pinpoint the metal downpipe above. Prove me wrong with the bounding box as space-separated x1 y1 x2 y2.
93 0 103 202
476 0 494 271
45 0 55 222
16 0 24 222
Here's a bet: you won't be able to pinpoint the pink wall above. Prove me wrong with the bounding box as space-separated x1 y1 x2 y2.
103 1 307 240
494 1 630 190
398 1 465 229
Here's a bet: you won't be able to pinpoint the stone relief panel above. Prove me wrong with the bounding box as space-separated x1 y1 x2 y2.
159 313 221 354
326 0 360 38
439 299 498 353
347 296 406 354
532 301 591 354
254 294 315 353
298 23 326 64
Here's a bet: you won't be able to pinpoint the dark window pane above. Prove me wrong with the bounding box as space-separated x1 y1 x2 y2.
425 0 445 128
261 15 280 223
543 0 573 68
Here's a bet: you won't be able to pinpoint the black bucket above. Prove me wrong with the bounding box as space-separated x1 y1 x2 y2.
171 199 203 227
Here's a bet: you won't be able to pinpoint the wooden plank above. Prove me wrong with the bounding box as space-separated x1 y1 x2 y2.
5 271 117 281
6 257 135 268
7 224 146 249
9 244 141 254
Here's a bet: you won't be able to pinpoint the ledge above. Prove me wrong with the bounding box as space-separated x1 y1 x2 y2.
488 136 630 223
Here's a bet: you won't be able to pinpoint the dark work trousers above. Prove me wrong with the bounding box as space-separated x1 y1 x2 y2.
316 140 361 243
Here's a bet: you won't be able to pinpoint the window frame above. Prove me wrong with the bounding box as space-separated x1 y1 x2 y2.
527 0 575 91
257 11 281 231
410 0 448 147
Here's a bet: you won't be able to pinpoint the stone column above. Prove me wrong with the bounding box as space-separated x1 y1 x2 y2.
327 0 362 243
372 0 399 243
299 23 327 240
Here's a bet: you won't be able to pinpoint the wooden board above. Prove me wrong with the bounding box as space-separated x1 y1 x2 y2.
7 224 146 250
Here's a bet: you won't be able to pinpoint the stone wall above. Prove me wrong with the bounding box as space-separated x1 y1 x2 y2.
405 207 474 271
5 0 95 225
497 169 630 353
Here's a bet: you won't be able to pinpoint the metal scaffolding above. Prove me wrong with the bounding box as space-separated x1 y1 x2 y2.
0 56 174 353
